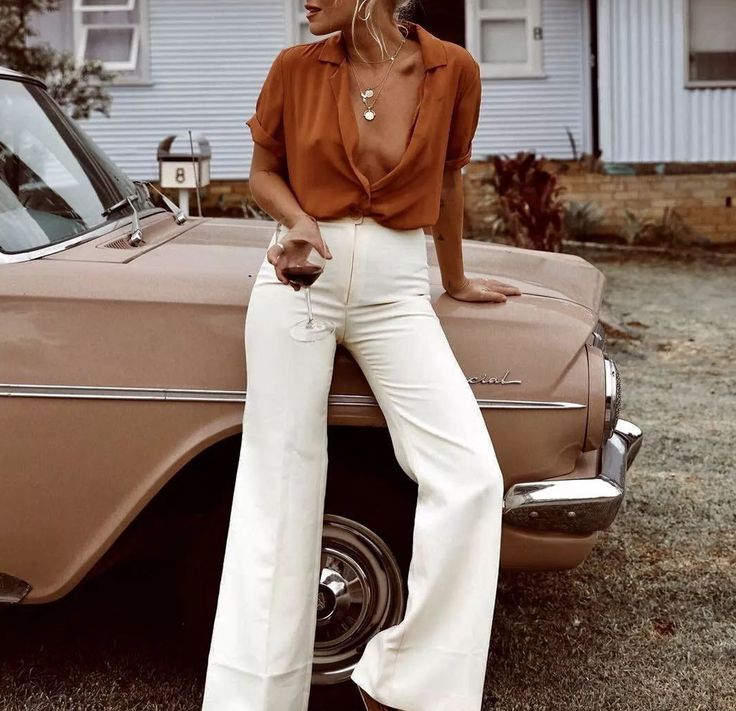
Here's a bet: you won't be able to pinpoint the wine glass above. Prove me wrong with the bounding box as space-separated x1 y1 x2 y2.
278 230 335 342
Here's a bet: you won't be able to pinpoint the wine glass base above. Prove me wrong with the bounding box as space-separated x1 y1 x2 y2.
290 317 335 342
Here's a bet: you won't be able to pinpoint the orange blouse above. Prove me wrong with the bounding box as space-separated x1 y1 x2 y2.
245 20 482 230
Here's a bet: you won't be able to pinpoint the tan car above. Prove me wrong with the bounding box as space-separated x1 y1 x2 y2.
0 66 642 683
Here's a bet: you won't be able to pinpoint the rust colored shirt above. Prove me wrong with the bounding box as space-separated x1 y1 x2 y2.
245 20 482 230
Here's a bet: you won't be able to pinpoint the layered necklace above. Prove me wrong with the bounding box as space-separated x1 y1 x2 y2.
345 28 408 121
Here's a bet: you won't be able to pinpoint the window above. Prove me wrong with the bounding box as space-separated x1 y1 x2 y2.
72 0 151 84
465 0 544 79
288 0 339 46
685 0 736 88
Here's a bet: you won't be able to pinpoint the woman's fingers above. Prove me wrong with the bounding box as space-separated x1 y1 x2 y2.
266 244 290 286
484 278 522 295
481 287 508 302
266 243 282 267
315 235 332 260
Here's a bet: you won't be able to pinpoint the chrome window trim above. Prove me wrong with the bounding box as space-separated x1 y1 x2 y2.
0 383 586 410
0 207 167 265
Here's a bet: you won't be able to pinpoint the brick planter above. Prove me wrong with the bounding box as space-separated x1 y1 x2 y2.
463 158 736 248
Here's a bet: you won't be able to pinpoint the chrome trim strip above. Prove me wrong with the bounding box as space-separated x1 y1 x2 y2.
502 417 643 534
0 383 245 402
0 383 585 409
0 207 167 264
475 398 584 410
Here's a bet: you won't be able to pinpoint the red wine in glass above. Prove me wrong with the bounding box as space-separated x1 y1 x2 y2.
282 264 324 287
275 228 335 342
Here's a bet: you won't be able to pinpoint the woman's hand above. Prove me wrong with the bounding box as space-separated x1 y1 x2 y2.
445 275 522 303
266 215 333 290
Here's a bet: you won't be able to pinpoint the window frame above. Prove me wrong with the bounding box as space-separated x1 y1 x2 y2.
683 0 736 89
465 0 545 80
72 0 152 85
74 0 136 11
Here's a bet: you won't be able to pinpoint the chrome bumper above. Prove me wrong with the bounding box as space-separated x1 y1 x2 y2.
503 418 643 534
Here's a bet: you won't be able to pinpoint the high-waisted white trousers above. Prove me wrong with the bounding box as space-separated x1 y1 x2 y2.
201 216 504 711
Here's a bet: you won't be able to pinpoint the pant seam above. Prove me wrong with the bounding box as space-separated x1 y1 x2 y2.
343 222 357 341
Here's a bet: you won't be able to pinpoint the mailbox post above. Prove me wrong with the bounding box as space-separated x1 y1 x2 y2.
157 133 211 216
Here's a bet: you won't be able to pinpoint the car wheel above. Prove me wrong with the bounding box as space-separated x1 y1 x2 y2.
312 513 405 683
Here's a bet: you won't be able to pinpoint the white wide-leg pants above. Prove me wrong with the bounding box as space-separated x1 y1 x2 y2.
201 216 504 711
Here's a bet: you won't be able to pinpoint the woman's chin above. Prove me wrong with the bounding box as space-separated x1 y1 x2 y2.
306 17 334 35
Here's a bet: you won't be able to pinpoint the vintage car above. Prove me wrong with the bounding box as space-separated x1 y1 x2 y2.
0 65 642 687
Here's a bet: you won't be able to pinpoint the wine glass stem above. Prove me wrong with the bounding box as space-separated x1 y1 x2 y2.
304 287 315 328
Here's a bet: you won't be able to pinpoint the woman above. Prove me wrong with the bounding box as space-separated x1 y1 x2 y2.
201 2 522 710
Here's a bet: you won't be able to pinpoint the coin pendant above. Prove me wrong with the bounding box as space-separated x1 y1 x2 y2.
361 89 374 99
364 109 376 121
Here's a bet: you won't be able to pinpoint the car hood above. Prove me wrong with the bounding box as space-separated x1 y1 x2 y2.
137 216 605 312
39 214 600 372
136 215 600 380
42 215 605 313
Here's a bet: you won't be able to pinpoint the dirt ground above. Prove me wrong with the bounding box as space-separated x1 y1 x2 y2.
0 248 734 711
483 246 736 710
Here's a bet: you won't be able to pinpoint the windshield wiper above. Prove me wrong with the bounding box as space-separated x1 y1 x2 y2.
100 180 187 248
101 193 144 246
135 180 187 225
101 192 138 218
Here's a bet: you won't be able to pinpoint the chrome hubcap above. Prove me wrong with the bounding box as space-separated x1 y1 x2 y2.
311 514 405 685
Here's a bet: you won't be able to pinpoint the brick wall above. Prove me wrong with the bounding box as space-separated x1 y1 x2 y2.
463 159 736 247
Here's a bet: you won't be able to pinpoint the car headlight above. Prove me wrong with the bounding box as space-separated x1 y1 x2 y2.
603 355 622 440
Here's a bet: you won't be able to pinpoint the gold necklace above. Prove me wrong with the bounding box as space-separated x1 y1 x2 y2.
346 34 407 121
350 23 409 63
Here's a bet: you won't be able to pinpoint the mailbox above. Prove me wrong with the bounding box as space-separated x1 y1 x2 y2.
157 133 211 190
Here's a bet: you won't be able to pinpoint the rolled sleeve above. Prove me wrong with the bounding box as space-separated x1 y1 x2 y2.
246 48 287 159
444 58 481 171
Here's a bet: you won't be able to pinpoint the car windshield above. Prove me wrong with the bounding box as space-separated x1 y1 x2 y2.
0 77 156 255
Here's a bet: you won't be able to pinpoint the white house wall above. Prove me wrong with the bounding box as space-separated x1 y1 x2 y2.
597 0 736 162
474 0 592 161
39 0 288 181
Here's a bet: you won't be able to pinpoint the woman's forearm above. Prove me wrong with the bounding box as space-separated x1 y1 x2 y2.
249 167 313 229
432 168 467 292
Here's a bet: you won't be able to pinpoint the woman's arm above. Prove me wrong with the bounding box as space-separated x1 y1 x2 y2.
432 166 522 303
249 143 311 230
249 143 332 286
432 167 467 293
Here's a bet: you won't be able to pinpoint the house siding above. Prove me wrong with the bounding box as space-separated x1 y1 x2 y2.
37 0 289 181
597 0 736 163
473 0 592 161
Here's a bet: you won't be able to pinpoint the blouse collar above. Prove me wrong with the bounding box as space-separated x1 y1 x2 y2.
317 20 447 71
